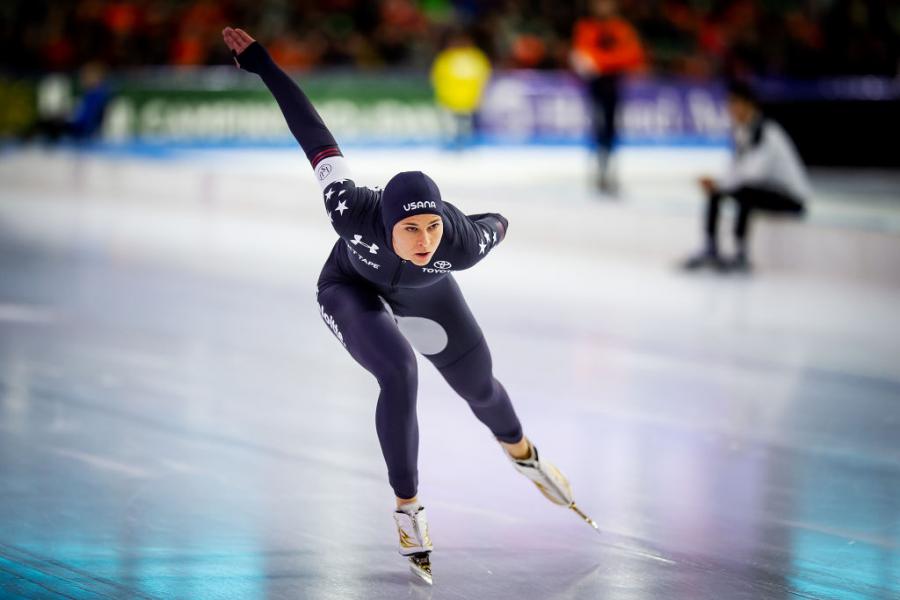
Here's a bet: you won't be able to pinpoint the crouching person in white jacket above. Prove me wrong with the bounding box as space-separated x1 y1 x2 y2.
684 80 811 272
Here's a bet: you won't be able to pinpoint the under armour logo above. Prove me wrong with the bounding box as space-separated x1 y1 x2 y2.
351 234 379 254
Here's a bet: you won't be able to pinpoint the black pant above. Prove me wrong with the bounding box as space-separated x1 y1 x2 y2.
587 75 620 154
705 186 805 253
316 270 523 499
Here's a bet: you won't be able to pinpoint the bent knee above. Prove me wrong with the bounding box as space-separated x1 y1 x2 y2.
462 379 499 408
376 356 418 391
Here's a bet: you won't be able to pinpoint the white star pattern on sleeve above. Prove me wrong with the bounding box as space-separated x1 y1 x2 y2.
479 240 487 254
325 188 334 201
335 200 349 216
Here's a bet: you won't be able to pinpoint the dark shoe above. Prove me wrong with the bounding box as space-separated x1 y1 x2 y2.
598 173 618 195
721 254 753 273
682 252 724 271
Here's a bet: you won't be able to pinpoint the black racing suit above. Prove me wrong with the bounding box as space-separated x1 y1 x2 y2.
237 42 523 499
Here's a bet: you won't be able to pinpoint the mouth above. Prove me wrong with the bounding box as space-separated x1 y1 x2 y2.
414 251 431 259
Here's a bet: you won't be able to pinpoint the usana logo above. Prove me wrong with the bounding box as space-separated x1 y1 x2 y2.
317 163 332 180
403 201 437 211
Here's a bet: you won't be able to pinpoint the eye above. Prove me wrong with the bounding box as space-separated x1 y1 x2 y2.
405 227 418 232
429 223 441 230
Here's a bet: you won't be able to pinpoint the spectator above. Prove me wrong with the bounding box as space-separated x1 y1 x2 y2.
22 61 110 143
1 1 897 77
430 28 491 148
570 0 645 194
682 81 811 273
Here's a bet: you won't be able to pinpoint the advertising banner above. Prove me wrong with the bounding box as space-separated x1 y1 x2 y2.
9 70 896 164
99 71 448 145
103 71 732 146
477 72 732 146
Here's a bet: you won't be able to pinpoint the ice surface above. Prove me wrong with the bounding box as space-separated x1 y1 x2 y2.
0 146 898 599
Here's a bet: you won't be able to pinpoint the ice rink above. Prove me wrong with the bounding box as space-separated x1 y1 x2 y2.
1 145 899 599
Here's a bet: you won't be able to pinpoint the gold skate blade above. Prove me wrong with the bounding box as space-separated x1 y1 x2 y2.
569 503 601 534
408 553 432 585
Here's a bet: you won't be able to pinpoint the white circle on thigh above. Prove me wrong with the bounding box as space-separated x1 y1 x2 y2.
394 315 449 356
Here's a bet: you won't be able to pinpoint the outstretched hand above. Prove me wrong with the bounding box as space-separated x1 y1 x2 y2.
222 27 255 63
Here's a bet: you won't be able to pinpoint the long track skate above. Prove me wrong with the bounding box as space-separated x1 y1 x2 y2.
569 502 601 534
508 440 602 535
394 505 434 585
407 552 432 585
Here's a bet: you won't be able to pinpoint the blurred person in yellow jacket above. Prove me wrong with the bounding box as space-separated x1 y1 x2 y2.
571 0 645 194
431 30 491 149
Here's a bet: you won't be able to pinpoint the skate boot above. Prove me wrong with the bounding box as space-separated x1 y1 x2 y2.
393 504 433 585
505 440 574 507
505 441 603 533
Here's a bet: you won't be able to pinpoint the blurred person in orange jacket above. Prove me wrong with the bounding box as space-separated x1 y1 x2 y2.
571 0 645 194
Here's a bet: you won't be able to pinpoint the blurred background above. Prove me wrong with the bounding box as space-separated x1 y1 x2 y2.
1 0 898 163
1 1 899 599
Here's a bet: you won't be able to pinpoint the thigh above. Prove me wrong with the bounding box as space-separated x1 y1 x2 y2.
316 281 416 380
381 276 484 369
733 187 804 214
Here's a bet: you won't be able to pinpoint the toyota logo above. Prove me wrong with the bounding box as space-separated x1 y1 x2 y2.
433 261 451 270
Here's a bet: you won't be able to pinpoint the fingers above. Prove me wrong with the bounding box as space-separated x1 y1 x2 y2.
222 27 255 54
235 28 255 44
223 28 245 51
222 27 238 51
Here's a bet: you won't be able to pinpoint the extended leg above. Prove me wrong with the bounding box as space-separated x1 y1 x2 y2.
316 282 420 500
385 277 581 519
384 276 522 444
436 339 523 442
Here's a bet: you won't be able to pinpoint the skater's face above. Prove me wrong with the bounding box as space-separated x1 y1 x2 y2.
392 214 444 265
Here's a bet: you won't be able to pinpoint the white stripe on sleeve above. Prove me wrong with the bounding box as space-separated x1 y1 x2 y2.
314 156 354 191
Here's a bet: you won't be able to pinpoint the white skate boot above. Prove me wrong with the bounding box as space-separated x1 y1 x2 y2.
506 440 574 506
393 504 433 585
505 440 603 534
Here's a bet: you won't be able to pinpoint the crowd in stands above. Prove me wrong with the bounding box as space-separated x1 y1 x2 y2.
2 0 897 77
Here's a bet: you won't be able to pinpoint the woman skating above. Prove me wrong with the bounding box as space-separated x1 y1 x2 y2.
222 26 588 584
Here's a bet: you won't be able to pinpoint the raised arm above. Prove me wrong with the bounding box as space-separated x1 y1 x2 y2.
222 27 346 181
